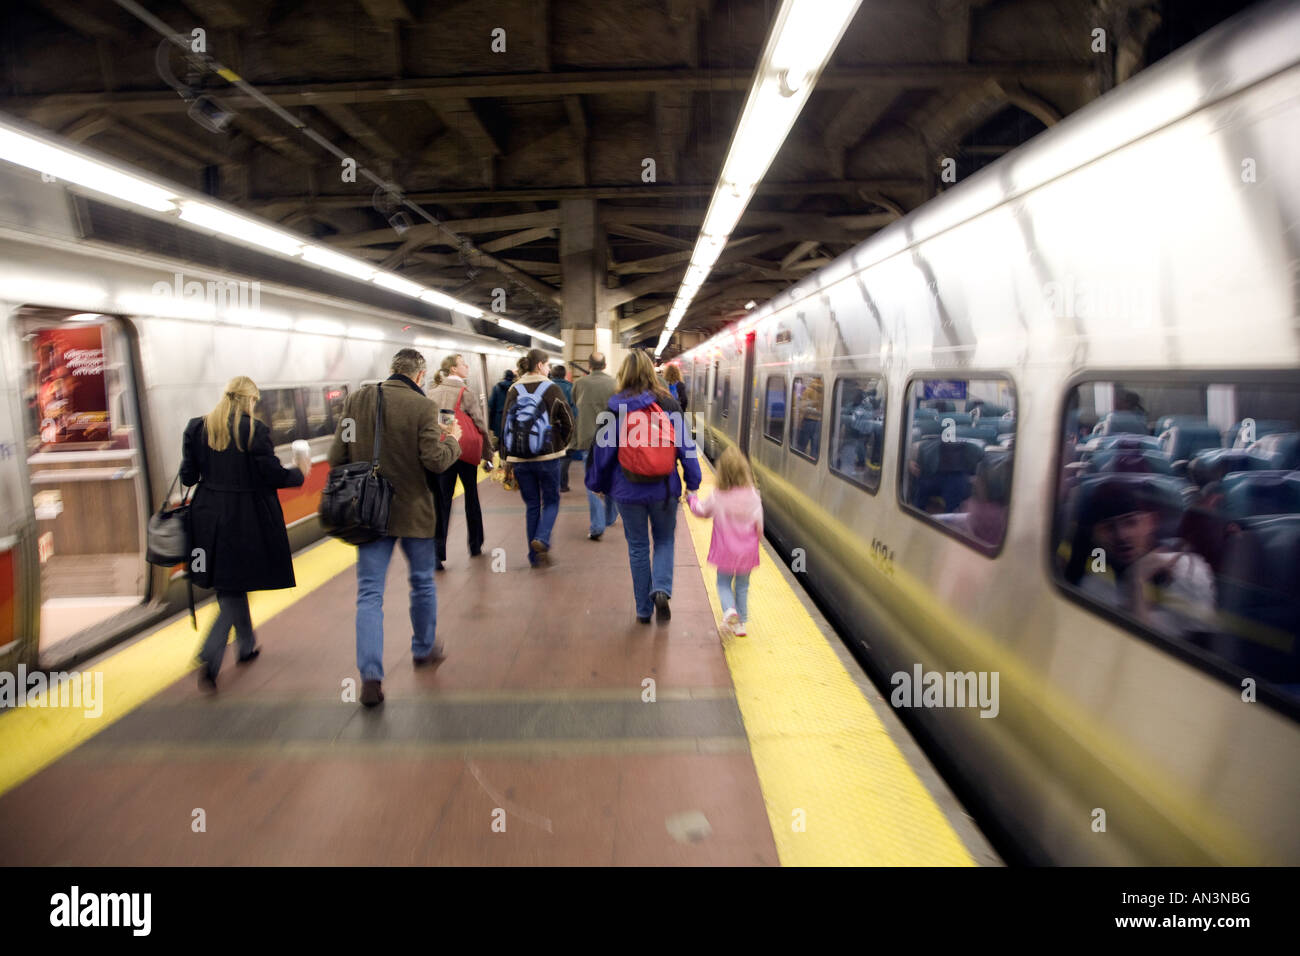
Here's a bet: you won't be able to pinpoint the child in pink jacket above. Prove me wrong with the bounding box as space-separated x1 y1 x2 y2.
687 447 763 636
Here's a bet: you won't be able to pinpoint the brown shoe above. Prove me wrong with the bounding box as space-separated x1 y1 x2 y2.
360 679 384 707
414 646 447 668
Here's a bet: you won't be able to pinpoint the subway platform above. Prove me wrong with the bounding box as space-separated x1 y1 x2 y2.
0 464 996 866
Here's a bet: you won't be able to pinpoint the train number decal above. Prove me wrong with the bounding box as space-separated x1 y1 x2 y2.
870 537 896 578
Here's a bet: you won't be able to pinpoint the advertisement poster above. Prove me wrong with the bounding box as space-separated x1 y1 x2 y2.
34 327 109 445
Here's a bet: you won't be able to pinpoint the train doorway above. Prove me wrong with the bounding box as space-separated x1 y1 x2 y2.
16 309 149 657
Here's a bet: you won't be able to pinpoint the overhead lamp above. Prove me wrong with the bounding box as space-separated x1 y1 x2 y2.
66 313 106 323
745 300 757 310
420 289 459 310
302 245 375 281
372 271 424 297
178 200 303 256
0 127 178 212
498 317 564 348
451 302 484 318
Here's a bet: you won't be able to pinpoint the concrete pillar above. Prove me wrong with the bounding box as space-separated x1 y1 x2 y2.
560 199 617 373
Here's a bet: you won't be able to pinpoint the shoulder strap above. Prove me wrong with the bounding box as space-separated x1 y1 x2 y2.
372 382 384 467
455 387 466 413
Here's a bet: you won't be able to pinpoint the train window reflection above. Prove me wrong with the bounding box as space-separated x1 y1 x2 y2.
763 375 786 444
791 375 824 463
1055 377 1300 704
830 376 885 492
256 388 300 446
305 385 347 439
722 375 730 418
899 376 1016 553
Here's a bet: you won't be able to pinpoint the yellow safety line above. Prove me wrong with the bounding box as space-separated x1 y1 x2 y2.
682 460 974 866
0 469 490 799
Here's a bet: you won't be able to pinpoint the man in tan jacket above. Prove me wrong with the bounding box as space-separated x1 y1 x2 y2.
328 348 461 707
572 352 619 539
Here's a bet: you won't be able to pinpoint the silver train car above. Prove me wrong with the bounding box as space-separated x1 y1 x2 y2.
680 0 1300 864
0 163 547 674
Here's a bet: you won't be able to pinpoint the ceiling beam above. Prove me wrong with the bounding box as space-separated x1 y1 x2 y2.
780 240 820 271
58 111 113 143
9 64 1095 122
564 95 589 187
180 0 253 29
231 111 315 165
34 0 130 40
316 102 399 160
325 209 562 248
479 226 556 253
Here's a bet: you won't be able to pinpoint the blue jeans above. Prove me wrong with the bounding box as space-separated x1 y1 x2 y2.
618 498 677 618
581 451 619 535
716 571 751 622
355 536 438 681
513 458 561 563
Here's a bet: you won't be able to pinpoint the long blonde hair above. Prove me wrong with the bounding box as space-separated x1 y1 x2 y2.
616 350 670 401
205 376 259 451
715 446 755 491
432 353 463 386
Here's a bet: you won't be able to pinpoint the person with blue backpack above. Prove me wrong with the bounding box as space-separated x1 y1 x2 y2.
586 350 701 623
500 348 574 567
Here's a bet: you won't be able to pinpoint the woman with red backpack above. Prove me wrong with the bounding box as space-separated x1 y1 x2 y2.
429 353 492 571
586 350 702 623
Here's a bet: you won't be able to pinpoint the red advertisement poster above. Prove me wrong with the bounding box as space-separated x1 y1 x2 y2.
34 327 109 445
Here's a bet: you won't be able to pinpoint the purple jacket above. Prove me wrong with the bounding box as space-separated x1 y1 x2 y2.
585 389 702 505
688 486 763 574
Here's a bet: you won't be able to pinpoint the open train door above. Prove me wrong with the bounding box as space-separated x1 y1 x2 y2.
738 332 756 456
15 309 150 663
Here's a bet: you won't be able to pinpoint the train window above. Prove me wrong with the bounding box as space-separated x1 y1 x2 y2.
1054 376 1300 708
722 375 730 418
830 376 886 492
304 385 348 439
790 375 824 463
763 376 786 444
256 387 300 446
898 376 1016 553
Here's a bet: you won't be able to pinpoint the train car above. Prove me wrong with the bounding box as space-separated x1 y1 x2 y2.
679 0 1300 864
0 159 550 675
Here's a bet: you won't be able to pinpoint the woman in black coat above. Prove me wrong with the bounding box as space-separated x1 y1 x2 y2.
180 376 310 690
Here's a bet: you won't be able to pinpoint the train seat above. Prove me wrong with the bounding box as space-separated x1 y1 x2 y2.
1249 431 1300 470
1215 515 1300 682
1159 424 1222 465
911 436 984 512
939 412 973 426
1088 448 1175 475
914 406 939 418
1080 434 1162 454
1224 418 1295 449
1093 411 1149 436
1220 470 1300 519
912 417 943 437
956 423 999 443
971 403 1011 421
1187 448 1274 486
1156 414 1210 434
1067 473 1195 548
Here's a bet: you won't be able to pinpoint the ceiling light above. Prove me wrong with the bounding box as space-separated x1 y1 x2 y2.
372 272 425 297
420 289 459 309
745 300 757 310
179 200 303 256
451 302 484 318
302 245 375 281
0 127 179 212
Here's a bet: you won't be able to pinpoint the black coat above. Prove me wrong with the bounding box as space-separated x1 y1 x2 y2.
180 414 304 592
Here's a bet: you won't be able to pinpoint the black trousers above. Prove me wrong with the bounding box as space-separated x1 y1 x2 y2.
434 458 484 561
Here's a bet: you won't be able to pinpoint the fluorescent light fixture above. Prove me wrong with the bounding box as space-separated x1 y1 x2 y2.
66 313 105 323
179 200 303 256
656 0 861 344
420 289 459 309
745 300 757 310
497 317 564 347
371 272 424 297
0 127 178 212
347 325 386 340
451 302 484 318
301 245 375 281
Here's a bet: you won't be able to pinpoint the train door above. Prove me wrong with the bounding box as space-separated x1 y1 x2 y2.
16 309 149 659
738 332 756 456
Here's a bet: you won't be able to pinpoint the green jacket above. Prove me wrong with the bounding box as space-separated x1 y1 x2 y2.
327 377 461 538
572 370 617 451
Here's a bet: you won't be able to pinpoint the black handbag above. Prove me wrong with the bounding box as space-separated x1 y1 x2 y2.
318 383 393 545
146 470 193 566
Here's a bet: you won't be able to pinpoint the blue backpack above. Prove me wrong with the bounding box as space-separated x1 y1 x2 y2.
503 381 552 457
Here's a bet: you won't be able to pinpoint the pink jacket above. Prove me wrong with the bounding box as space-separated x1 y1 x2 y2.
688 486 763 574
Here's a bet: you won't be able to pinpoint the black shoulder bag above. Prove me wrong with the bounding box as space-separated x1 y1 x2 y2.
318 383 393 545
147 467 199 628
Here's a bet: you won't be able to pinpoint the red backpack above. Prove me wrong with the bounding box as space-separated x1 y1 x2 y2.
453 388 483 465
618 402 676 482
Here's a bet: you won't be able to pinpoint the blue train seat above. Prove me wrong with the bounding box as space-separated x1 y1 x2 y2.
1220 471 1300 519
1093 411 1149 436
1159 424 1222 464
1187 448 1274 486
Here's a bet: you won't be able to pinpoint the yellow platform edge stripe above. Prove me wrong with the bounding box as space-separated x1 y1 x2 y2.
682 459 974 867
0 469 489 800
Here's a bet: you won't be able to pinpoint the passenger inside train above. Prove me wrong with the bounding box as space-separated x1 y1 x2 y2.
1055 380 1300 697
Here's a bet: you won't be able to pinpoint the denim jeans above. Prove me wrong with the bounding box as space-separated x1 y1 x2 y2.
716 571 751 622
513 458 561 564
355 536 438 681
618 498 678 618
198 590 255 678
581 451 619 535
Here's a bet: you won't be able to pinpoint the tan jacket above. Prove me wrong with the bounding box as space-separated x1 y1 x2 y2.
572 370 617 451
428 374 493 453
327 377 461 538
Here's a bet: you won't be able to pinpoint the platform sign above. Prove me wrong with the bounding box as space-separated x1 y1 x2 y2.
923 380 967 400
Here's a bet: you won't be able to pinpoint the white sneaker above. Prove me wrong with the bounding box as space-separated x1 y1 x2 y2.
722 608 739 637
733 620 747 637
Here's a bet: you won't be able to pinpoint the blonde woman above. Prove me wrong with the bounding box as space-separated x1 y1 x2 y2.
427 353 493 568
180 376 310 691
